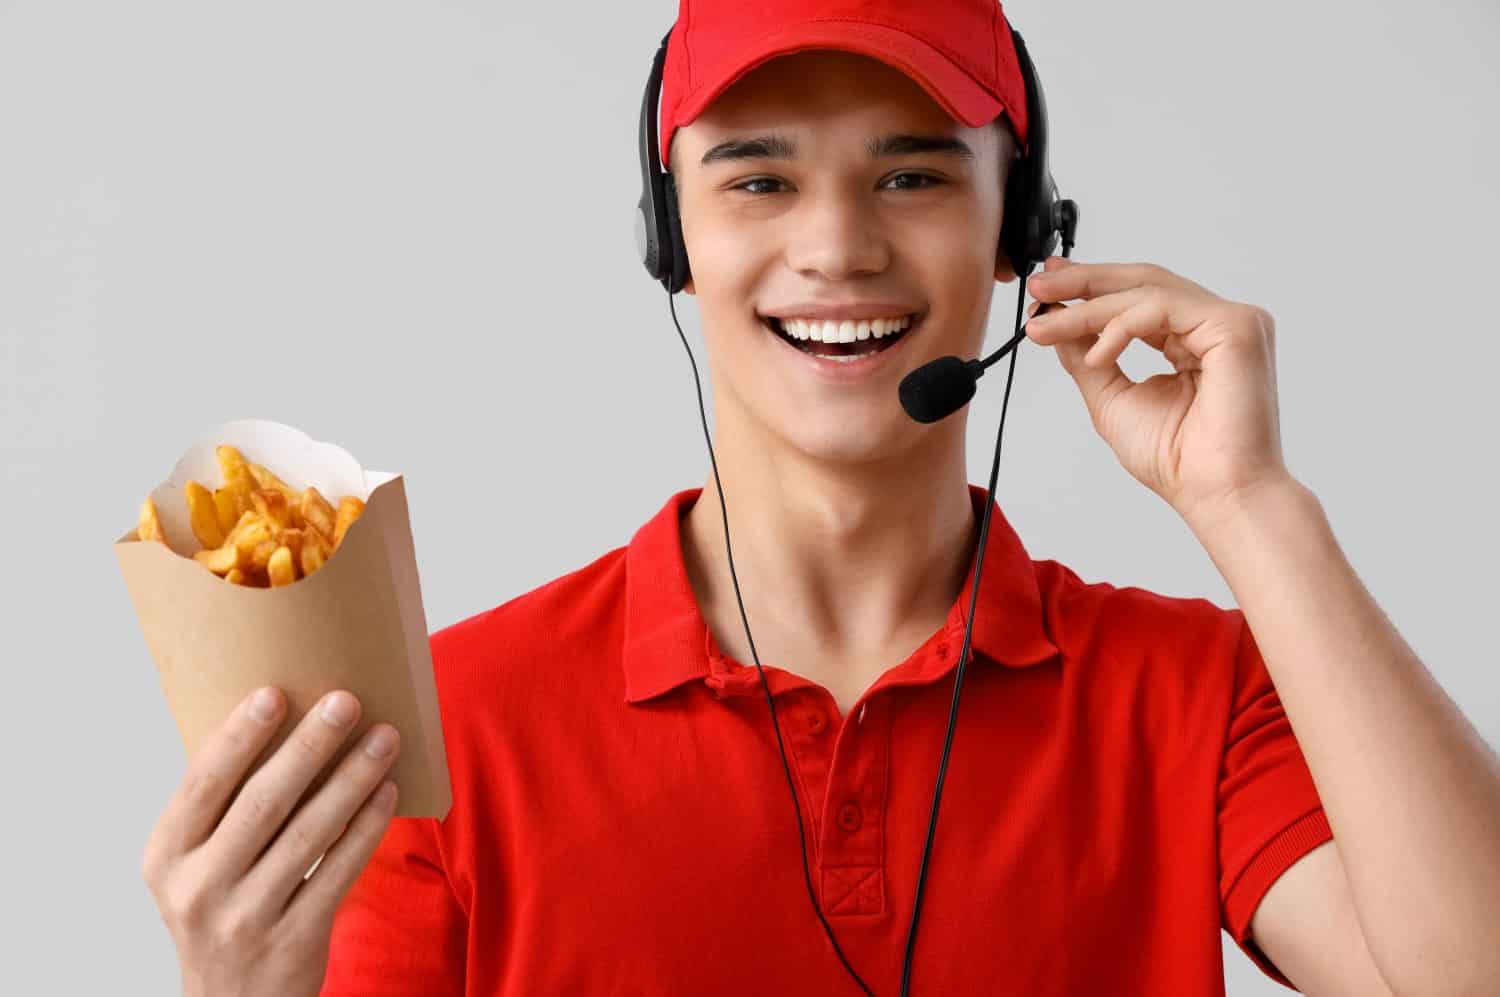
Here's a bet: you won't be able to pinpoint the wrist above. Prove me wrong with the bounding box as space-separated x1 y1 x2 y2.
1180 472 1319 544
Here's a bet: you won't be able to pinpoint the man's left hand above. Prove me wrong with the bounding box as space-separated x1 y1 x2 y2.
1021 256 1291 522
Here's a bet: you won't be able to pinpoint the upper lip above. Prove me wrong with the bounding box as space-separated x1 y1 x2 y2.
760 302 923 322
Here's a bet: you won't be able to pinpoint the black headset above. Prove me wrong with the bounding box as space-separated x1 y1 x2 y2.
636 20 1073 293
633 14 1079 997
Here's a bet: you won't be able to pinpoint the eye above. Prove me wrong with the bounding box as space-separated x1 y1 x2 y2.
729 177 786 195
727 173 946 195
884 172 945 191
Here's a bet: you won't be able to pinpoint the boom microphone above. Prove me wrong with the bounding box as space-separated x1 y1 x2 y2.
898 317 1048 424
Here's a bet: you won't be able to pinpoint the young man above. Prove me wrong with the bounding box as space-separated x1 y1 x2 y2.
153 2 1498 995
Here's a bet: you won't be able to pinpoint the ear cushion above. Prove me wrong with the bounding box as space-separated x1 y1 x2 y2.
999 163 1038 280
663 174 691 293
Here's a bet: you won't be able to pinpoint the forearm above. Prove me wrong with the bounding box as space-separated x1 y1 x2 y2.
1184 475 1500 996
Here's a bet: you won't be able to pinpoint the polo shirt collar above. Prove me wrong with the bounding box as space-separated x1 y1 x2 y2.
622 484 1060 704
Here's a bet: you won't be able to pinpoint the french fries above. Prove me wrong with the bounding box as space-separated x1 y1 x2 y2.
247 459 298 501
184 481 224 549
138 444 365 588
300 486 336 540
333 496 365 550
300 535 328 577
252 488 292 530
216 445 258 521
211 487 238 536
267 546 296 587
138 497 167 544
192 540 239 575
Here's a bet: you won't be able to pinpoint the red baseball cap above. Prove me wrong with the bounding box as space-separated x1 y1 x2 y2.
657 0 1030 170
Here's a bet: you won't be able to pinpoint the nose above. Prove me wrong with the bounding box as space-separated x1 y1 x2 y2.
784 190 890 281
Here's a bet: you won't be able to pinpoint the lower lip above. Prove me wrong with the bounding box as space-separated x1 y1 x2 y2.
762 315 922 383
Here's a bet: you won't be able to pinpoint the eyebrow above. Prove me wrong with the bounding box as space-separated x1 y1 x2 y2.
698 132 976 166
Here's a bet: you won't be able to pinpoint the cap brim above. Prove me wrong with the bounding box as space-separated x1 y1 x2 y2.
667 20 1008 163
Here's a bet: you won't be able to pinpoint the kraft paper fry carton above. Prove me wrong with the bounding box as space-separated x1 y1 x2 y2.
113 418 451 818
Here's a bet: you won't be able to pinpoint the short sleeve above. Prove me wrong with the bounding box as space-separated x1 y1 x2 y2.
1217 609 1335 989
320 814 467 995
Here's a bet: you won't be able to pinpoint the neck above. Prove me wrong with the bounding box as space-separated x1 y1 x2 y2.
680 406 979 694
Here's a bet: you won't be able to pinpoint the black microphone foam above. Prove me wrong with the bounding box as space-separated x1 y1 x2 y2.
899 356 981 424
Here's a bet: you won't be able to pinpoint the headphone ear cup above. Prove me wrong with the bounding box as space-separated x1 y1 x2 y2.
999 165 1035 280
663 174 691 293
636 195 662 279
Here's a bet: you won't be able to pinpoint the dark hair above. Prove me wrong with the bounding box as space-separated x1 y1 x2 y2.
994 114 1020 193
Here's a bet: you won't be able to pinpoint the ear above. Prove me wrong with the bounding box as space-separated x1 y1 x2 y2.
993 250 1018 285
682 275 695 295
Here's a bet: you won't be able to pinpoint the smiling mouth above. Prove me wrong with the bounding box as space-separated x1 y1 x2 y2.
760 314 920 358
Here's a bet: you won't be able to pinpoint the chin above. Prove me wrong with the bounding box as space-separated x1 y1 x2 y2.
768 411 920 466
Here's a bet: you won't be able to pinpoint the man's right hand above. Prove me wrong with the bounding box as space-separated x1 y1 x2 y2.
140 686 401 997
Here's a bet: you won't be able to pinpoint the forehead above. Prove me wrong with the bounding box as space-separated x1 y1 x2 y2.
681 49 962 143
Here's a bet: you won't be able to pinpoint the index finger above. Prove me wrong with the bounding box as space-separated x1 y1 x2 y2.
1028 261 1203 303
142 687 286 871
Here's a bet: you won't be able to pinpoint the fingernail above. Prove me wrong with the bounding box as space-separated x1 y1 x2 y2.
320 691 357 727
365 726 397 759
248 687 280 725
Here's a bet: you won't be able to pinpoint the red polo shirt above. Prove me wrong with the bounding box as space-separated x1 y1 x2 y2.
322 484 1333 996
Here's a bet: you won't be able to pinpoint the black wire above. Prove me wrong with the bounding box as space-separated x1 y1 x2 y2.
665 290 877 997
898 263 1039 996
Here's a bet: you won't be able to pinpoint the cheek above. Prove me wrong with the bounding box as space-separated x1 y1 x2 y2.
903 201 997 270
681 223 774 312
906 230 996 322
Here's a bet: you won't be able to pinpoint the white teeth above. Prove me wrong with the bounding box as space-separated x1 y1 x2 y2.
771 314 914 343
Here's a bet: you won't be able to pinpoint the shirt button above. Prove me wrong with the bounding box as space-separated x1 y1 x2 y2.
837 802 862 832
806 711 827 734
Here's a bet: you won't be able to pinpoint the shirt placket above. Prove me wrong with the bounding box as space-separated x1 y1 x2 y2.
778 690 836 845
702 634 894 920
816 694 889 918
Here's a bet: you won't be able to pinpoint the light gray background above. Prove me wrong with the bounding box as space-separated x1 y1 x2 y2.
4 0 1496 992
